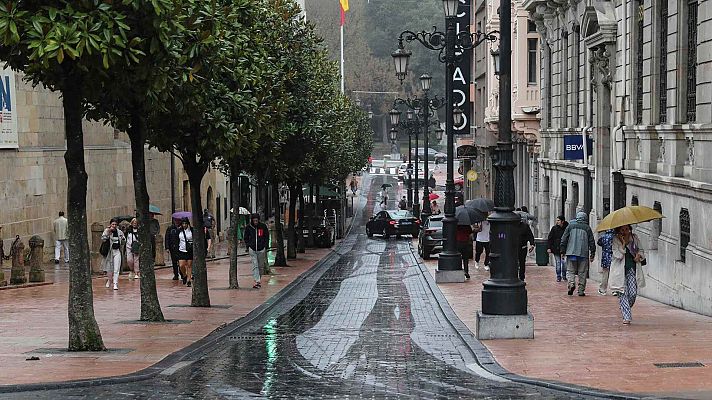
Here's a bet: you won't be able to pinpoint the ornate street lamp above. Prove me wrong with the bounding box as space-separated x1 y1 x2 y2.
420 73 432 92
435 126 444 141
392 2 498 283
389 127 398 142
491 48 501 76
390 108 401 126
368 110 374 119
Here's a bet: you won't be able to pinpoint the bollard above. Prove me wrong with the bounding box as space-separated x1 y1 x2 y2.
154 232 165 266
9 236 27 285
90 223 104 273
28 235 45 282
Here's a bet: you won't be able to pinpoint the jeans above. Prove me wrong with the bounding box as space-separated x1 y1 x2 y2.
108 249 122 285
170 251 180 277
126 252 139 273
566 257 590 294
553 254 566 280
599 267 610 293
475 241 490 265
55 240 69 262
249 249 266 282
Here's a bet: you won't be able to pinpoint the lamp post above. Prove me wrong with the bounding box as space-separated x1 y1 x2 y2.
480 0 528 315
391 108 414 208
392 2 497 281
410 109 420 217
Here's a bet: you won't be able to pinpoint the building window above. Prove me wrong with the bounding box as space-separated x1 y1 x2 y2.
562 32 569 125
528 38 537 85
636 1 644 124
546 42 552 127
631 195 639 206
573 25 580 126
528 19 536 33
659 0 668 124
679 208 690 262
687 0 698 122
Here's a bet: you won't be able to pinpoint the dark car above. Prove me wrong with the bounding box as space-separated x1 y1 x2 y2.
296 216 335 248
418 215 444 259
366 210 420 238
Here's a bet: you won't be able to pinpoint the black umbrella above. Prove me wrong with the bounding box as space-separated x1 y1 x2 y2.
465 198 495 214
455 205 486 225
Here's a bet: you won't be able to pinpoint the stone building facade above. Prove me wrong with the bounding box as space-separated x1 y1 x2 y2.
472 0 541 233
523 0 712 316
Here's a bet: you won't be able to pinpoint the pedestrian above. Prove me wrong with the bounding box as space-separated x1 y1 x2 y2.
456 224 474 279
53 211 69 264
350 178 358 194
0 226 6 265
373 201 384 216
203 208 214 229
546 215 569 282
165 219 181 280
204 226 213 257
516 215 535 281
102 218 125 290
177 217 194 287
428 174 436 189
474 217 491 271
125 218 140 280
610 225 646 325
431 200 440 215
398 196 407 210
560 211 596 296
597 229 615 295
244 213 269 289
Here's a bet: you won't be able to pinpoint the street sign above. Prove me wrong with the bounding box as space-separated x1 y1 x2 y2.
466 170 478 182
453 0 472 136
456 144 477 159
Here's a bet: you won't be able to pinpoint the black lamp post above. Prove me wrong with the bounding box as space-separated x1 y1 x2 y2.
392 8 497 277
480 0 528 315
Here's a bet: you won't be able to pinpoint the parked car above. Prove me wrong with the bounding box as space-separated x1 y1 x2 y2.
366 210 420 238
412 148 447 164
296 216 335 248
418 215 444 259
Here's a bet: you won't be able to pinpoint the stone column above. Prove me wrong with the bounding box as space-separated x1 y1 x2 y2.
90 223 104 273
28 235 45 283
10 238 26 285
154 232 166 266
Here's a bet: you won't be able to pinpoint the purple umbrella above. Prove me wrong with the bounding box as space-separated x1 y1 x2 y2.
171 211 192 221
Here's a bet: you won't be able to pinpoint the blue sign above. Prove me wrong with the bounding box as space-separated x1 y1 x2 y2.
563 135 593 160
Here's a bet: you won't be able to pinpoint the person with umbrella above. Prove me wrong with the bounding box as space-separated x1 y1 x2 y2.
177 217 194 287
454 205 485 280
610 225 646 325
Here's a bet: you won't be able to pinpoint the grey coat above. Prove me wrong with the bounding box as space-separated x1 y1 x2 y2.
560 211 596 258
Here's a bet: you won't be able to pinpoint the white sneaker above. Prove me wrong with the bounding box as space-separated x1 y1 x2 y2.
113 283 118 290
484 265 490 271
128 272 134 280
134 273 140 279
598 288 606 296
105 280 110 288
474 262 480 269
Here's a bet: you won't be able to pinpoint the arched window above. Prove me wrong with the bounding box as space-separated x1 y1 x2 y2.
680 208 690 262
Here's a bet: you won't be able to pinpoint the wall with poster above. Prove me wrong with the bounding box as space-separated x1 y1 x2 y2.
0 68 18 149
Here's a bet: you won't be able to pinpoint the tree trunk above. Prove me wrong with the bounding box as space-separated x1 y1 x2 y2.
184 159 210 307
287 183 298 259
228 163 240 289
272 183 287 266
128 113 164 322
297 187 306 253
63 82 105 351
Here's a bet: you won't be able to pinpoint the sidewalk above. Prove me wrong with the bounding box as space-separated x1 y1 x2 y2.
0 246 331 387
421 251 712 399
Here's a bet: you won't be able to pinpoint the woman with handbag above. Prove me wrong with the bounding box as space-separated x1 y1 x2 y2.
609 224 646 325
101 218 125 290
126 218 140 280
177 217 194 287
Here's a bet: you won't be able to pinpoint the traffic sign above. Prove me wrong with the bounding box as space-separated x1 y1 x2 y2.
466 169 478 182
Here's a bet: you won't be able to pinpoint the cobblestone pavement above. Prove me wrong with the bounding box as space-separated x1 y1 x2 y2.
4 174 595 399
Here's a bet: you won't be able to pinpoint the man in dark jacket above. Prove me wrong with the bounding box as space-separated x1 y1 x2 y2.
243 213 269 289
547 215 568 282
560 211 596 296
165 220 180 280
517 215 535 281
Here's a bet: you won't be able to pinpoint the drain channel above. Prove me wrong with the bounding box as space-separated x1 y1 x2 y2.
653 362 705 368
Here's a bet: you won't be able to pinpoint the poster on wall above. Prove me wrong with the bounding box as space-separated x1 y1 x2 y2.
0 67 18 149
453 0 472 135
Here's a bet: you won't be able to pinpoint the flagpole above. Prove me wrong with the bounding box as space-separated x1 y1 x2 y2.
340 23 345 93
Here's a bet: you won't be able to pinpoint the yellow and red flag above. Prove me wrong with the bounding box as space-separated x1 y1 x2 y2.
340 0 349 25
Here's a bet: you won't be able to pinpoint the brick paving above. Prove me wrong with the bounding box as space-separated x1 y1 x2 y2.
421 251 712 399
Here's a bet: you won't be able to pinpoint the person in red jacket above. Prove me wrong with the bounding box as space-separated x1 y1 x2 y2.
456 224 474 279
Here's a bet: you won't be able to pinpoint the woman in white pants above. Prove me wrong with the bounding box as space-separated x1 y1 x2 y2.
102 218 125 290
125 218 140 280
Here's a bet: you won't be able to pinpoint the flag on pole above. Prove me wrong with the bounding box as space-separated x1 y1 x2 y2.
340 0 349 25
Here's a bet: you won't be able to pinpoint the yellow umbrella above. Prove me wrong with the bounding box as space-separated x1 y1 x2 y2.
595 205 664 232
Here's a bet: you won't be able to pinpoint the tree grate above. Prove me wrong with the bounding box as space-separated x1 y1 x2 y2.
654 362 705 369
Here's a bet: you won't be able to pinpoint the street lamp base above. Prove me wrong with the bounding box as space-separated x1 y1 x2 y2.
475 310 534 339
437 250 462 272
435 268 466 283
481 279 528 315
412 203 421 218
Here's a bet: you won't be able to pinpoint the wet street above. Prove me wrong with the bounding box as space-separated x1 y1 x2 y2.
5 174 594 399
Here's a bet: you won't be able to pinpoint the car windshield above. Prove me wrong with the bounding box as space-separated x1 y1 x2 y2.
428 219 443 228
387 210 414 219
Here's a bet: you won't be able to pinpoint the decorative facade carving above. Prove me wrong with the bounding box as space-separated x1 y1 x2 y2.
591 45 612 90
657 138 665 163
636 137 642 160
686 138 695 166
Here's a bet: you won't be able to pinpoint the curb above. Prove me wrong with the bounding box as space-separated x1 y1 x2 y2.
408 242 660 400
0 181 368 394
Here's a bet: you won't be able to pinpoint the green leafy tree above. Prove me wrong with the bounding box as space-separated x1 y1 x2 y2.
0 0 150 351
